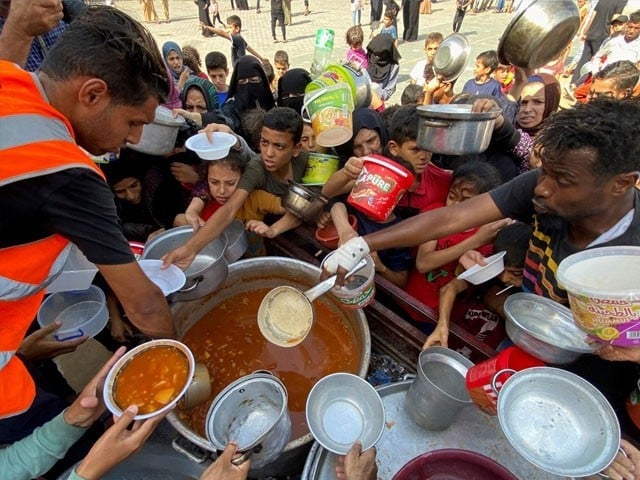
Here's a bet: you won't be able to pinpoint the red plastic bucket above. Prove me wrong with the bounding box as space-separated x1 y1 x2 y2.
347 154 414 222
465 346 544 415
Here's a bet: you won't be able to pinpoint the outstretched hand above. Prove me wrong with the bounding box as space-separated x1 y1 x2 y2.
335 442 377 480
18 321 87 361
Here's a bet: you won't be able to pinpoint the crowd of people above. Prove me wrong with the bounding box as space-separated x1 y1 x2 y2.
3 0 640 478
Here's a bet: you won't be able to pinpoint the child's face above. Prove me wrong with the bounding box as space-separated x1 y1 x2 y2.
207 68 229 92
226 22 240 34
166 51 184 75
425 41 441 63
493 66 511 85
473 59 491 81
498 266 523 288
391 140 431 175
259 127 301 172
274 61 289 78
383 15 393 27
446 179 479 206
300 123 317 153
113 177 142 205
208 163 241 205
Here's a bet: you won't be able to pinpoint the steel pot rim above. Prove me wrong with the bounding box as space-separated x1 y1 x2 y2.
417 104 502 121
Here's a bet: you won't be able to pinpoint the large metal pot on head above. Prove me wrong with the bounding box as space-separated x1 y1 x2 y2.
416 104 501 155
141 226 228 302
497 0 579 69
167 257 371 478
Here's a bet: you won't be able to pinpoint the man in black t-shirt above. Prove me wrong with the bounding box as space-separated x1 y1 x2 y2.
326 99 640 434
201 14 264 66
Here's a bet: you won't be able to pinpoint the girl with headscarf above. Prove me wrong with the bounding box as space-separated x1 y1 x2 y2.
366 33 401 102
162 41 191 93
322 108 390 197
514 73 561 137
277 67 312 114
222 56 275 132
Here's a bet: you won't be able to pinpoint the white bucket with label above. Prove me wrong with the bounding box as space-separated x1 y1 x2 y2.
321 252 375 309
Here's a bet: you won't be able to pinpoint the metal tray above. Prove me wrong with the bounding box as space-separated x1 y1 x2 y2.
302 380 567 480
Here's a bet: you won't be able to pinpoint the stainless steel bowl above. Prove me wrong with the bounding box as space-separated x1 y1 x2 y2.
497 367 620 477
306 373 384 455
282 181 328 224
498 0 579 69
503 292 598 365
433 33 471 83
223 219 248 263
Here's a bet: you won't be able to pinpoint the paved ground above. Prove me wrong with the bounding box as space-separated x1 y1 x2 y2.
114 0 513 104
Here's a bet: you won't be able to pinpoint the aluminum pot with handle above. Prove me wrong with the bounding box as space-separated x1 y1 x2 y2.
205 371 291 472
416 104 501 155
126 106 186 156
493 366 620 478
141 226 228 302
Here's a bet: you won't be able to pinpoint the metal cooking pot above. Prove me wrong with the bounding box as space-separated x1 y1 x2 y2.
168 257 371 478
141 226 228 302
283 181 328 224
495 367 620 478
498 0 579 69
222 219 248 263
206 371 291 471
127 106 186 156
417 105 501 155
341 62 372 109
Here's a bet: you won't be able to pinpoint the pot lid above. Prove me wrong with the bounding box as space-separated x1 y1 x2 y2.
417 104 501 120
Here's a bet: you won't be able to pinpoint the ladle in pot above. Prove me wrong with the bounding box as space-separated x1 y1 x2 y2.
257 259 368 347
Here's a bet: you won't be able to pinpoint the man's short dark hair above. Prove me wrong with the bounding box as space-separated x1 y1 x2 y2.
205 51 228 72
39 6 169 105
595 60 639 93
629 10 640 24
477 50 499 73
388 104 419 143
536 99 640 180
262 107 303 144
401 84 424 105
227 15 242 29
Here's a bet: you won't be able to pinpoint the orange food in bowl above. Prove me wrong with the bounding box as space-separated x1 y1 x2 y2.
114 345 190 414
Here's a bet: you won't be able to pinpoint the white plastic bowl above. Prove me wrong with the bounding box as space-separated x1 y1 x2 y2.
185 132 236 160
457 251 506 285
103 339 195 420
138 259 186 296
306 373 385 455
37 285 108 342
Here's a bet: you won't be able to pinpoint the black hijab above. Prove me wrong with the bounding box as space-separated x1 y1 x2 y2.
335 107 390 159
366 33 401 84
228 56 275 113
277 68 312 113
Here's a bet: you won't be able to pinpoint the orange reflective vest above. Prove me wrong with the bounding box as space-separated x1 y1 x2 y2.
0 61 104 419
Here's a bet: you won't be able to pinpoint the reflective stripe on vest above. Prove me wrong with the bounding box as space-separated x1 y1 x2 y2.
0 242 71 300
0 351 15 371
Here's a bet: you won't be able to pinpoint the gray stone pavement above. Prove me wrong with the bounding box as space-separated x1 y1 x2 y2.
115 0 512 104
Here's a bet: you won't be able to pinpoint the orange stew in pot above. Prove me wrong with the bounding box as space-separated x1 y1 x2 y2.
114 345 190 414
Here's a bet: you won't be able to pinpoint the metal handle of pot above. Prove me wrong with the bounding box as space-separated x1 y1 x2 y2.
171 436 211 464
422 119 453 129
597 446 629 478
179 276 203 293
228 443 263 466
490 368 517 395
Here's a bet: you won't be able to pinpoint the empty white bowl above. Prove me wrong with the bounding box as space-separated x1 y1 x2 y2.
306 373 385 455
138 259 186 296
185 132 237 160
457 251 506 285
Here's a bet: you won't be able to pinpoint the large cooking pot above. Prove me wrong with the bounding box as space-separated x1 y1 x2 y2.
127 106 186 156
141 226 228 302
168 257 371 478
416 105 501 155
498 0 579 69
